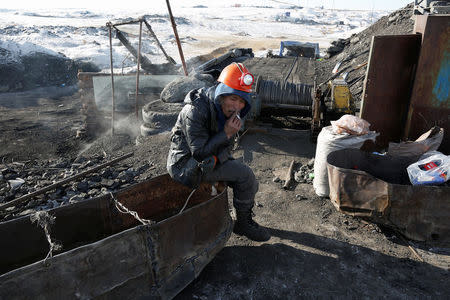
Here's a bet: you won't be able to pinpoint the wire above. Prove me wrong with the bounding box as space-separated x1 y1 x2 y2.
178 188 197 215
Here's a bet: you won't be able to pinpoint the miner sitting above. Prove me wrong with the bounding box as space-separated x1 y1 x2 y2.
166 62 270 242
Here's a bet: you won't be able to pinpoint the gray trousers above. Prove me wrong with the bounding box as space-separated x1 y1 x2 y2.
202 159 258 212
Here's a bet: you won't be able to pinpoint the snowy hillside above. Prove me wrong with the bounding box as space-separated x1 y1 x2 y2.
0 3 390 72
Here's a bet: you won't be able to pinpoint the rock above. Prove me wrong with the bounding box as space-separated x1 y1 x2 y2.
88 189 99 196
48 188 64 200
76 181 89 193
89 175 102 182
388 15 398 24
296 194 308 200
8 178 25 190
294 171 303 183
273 176 281 183
350 36 360 44
100 187 111 194
18 209 36 216
88 181 101 189
101 168 113 179
101 178 116 188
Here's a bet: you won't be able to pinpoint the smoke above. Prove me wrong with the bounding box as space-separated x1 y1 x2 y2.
114 113 141 138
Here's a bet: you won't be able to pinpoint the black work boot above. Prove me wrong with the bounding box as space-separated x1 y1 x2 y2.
233 210 270 242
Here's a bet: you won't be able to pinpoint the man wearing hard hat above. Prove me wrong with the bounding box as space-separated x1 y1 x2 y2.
167 62 270 242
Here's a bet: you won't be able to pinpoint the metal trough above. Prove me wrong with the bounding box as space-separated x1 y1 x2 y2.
0 174 232 299
327 149 450 244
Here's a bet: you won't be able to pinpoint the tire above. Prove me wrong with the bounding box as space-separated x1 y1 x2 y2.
142 99 182 130
140 123 162 137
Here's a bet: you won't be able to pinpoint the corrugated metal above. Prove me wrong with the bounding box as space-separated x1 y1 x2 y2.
360 34 422 149
406 15 450 154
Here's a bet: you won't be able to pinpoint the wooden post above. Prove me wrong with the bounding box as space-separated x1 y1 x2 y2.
283 160 296 189
166 0 188 76
135 19 143 120
108 23 115 136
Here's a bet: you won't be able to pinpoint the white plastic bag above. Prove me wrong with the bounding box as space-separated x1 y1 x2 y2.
313 126 379 197
330 114 370 135
407 152 449 185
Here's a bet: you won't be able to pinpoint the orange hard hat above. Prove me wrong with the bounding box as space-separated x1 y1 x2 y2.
217 62 254 93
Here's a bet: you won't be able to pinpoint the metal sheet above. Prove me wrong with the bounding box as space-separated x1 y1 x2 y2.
405 15 450 154
360 35 421 149
0 174 232 299
327 149 450 244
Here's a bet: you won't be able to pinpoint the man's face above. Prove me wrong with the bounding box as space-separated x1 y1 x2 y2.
221 94 246 118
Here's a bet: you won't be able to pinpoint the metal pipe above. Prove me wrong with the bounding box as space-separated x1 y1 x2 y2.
112 19 141 26
261 103 311 111
108 23 115 136
143 19 176 65
114 27 154 73
135 20 143 120
166 0 188 76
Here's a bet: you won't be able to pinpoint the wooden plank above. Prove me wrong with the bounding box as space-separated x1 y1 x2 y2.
360 34 421 149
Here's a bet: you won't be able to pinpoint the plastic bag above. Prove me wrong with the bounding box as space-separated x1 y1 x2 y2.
407 152 449 185
330 114 370 135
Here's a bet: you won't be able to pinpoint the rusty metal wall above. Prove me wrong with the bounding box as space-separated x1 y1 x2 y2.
360 34 422 149
405 15 450 154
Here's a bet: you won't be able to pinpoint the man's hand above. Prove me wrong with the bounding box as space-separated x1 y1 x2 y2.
224 111 242 139
199 155 217 174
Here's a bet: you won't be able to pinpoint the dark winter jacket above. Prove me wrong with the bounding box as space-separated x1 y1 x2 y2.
166 86 250 188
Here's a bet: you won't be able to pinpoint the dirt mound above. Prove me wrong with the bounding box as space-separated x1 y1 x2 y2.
0 50 99 92
315 3 415 102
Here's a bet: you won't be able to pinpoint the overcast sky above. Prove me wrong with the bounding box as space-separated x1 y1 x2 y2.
2 0 412 11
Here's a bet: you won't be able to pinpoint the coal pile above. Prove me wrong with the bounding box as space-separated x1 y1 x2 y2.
0 49 99 92
0 153 154 222
315 3 415 102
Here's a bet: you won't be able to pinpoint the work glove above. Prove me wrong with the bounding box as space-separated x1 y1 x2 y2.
199 155 217 174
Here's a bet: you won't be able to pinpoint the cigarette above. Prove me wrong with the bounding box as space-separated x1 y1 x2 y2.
236 112 241 120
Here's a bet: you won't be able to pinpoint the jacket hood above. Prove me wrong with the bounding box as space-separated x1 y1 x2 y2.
213 83 251 119
183 88 203 105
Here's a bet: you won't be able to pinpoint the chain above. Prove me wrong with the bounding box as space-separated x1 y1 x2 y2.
110 193 154 225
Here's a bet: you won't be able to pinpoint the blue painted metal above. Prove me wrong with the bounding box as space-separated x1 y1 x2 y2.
432 51 450 106
406 15 450 154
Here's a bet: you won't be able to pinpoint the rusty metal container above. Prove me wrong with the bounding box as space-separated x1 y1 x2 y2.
327 149 450 245
406 15 450 153
0 174 232 299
